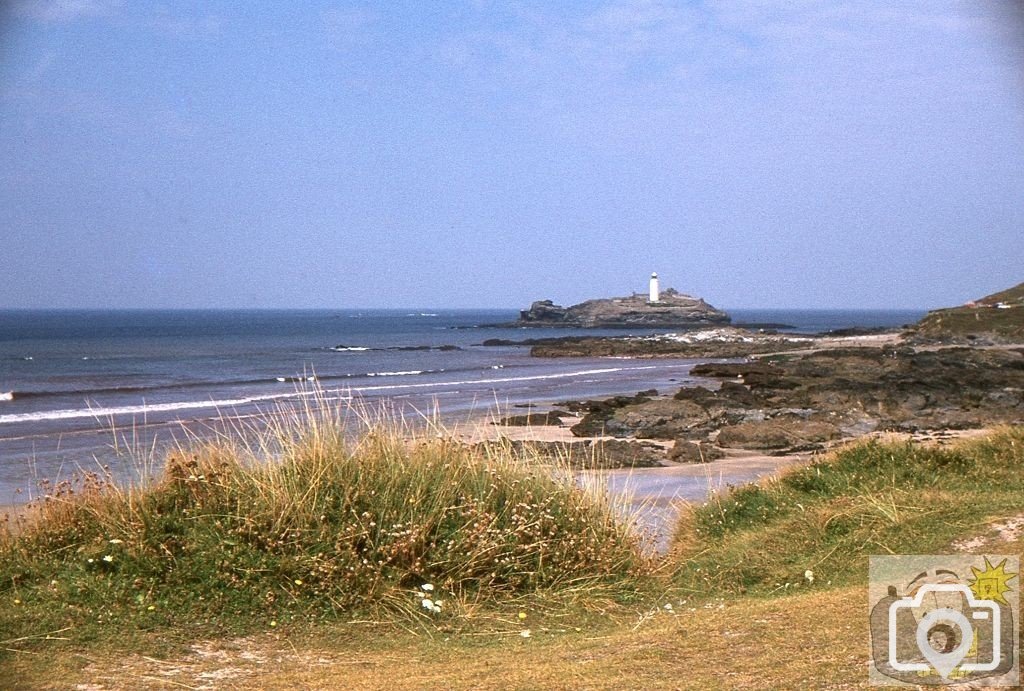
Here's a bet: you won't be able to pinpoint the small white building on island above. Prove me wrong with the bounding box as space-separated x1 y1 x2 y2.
649 272 660 303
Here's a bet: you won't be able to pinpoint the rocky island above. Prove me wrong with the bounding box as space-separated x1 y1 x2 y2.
517 282 730 329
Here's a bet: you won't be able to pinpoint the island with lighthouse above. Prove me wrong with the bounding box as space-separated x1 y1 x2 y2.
516 272 731 328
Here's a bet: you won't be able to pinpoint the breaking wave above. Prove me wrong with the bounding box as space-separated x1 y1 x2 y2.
0 366 662 425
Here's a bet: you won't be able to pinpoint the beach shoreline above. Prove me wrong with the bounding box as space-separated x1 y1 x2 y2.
5 322 1018 534
3 296 1020 545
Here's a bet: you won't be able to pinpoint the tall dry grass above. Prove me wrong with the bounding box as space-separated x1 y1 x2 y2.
0 393 652 640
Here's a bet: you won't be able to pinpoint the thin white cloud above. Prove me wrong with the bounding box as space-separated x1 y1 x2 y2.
420 0 1024 158
12 2 223 42
11 0 123 23
148 8 222 40
442 1 1021 105
24 50 57 82
3 85 198 140
322 7 379 51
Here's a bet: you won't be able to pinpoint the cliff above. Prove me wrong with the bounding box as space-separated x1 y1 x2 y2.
517 288 730 328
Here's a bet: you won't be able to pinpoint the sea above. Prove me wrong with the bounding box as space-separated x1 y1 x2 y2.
0 308 924 504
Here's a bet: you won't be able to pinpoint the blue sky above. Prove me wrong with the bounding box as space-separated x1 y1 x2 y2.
1 1 1022 309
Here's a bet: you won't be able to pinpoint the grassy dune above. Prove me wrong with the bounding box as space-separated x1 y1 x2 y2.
672 428 1024 597
914 280 1024 340
1 411 1022 688
0 406 649 647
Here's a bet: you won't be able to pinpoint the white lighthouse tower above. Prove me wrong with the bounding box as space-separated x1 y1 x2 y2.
649 272 660 303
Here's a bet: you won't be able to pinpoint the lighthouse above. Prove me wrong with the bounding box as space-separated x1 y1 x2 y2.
649 272 660 303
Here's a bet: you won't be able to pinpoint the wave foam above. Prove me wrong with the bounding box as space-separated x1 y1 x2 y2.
0 365 665 426
367 370 425 377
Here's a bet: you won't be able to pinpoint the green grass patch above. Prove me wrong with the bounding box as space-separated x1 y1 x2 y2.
671 426 1024 596
0 405 651 651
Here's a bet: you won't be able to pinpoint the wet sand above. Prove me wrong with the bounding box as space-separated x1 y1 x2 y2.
584 450 811 552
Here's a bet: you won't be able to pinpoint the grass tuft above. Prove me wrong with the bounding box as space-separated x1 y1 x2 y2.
0 399 651 645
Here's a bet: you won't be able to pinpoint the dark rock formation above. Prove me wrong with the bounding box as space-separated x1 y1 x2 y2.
526 329 819 358
566 345 1024 453
689 362 795 389
715 418 842 454
518 300 570 324
496 410 567 426
668 440 724 463
562 390 659 436
518 288 730 328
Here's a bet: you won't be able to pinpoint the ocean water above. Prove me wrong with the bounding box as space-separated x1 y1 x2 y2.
0 308 924 503
728 308 925 333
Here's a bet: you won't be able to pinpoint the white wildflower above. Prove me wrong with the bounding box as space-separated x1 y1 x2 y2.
420 583 434 592
108 539 123 545
421 598 434 610
663 603 673 612
520 629 531 638
102 555 114 563
804 569 814 584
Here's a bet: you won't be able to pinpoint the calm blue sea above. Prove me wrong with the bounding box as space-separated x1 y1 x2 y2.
0 308 924 503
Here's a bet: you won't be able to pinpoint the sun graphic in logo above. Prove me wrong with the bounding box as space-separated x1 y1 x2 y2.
968 557 1017 605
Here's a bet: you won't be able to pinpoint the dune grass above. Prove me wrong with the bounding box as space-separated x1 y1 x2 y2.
0 402 652 650
671 426 1024 597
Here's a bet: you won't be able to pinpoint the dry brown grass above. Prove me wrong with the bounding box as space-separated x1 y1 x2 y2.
13 529 1023 690
1 585 873 690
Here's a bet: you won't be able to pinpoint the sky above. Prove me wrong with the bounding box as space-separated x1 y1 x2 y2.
1 1 1022 310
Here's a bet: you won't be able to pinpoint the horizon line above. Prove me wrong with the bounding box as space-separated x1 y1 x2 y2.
0 305 937 312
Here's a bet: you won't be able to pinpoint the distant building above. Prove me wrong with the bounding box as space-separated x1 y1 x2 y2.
649 272 660 303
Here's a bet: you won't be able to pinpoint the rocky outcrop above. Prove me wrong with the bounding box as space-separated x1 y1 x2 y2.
517 300 570 324
560 390 659 436
563 345 1024 453
509 285 1024 456
668 440 724 463
496 410 567 426
715 418 842 453
518 288 730 328
523 328 835 358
